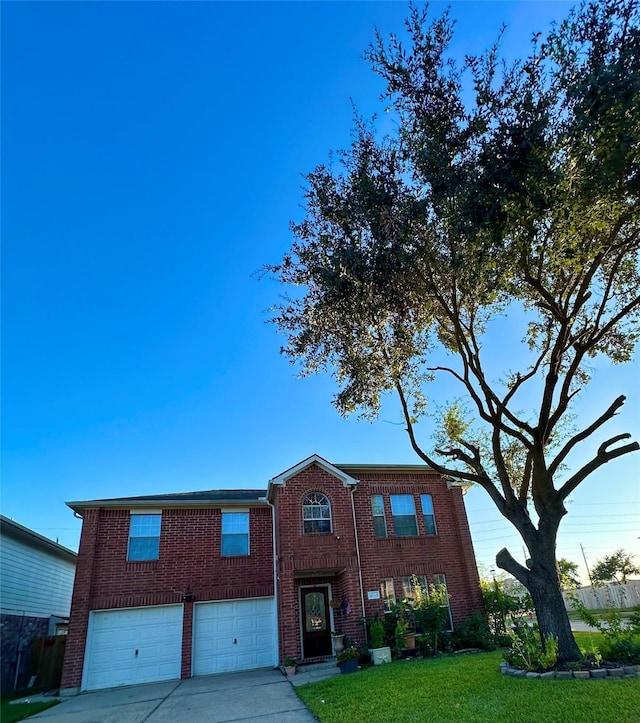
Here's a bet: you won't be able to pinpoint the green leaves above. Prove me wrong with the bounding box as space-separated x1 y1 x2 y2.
267 7 639 650
267 0 640 486
591 549 640 585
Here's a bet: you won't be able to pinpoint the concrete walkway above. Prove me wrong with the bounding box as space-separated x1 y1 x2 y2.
27 668 316 723
288 660 341 687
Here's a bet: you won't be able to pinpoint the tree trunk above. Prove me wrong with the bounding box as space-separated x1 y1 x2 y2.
526 545 581 663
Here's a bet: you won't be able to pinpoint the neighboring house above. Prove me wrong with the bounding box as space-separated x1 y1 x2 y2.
0 515 77 692
61 455 483 694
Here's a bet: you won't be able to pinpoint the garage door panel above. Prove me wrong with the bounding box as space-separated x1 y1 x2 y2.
193 598 275 676
83 605 183 691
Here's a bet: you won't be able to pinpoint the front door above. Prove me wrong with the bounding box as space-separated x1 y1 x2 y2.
301 587 332 658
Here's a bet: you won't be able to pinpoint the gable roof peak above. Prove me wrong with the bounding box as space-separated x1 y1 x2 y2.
268 454 358 496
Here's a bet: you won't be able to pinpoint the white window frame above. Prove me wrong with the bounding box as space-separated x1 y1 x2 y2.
380 578 396 613
302 492 332 534
221 511 250 557
128 513 161 561
434 574 454 631
420 494 437 535
390 494 418 537
371 494 387 538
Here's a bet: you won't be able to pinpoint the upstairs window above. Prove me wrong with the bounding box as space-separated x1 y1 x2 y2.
303 492 332 533
221 512 249 556
420 494 437 535
128 514 161 561
390 495 418 536
371 495 387 538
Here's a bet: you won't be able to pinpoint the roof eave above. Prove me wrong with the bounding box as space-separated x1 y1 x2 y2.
0 515 78 562
66 497 269 514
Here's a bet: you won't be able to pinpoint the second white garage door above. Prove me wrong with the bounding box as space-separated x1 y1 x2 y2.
83 604 183 691
192 597 275 675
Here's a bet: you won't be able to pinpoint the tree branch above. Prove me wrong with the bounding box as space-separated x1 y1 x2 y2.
549 395 628 477
496 547 531 588
519 452 533 503
558 434 640 500
394 379 512 517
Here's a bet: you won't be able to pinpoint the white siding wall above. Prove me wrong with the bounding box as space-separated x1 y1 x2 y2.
0 536 76 618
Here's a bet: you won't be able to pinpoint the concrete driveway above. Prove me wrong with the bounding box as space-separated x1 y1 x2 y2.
29 668 316 723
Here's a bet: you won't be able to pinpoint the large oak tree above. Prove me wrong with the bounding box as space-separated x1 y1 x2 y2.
267 1 640 661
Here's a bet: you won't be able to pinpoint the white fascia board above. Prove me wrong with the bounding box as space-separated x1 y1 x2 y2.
268 454 359 490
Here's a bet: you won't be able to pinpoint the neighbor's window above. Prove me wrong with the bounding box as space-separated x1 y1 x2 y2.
434 574 454 631
401 575 428 601
371 495 387 538
128 514 161 561
390 495 418 536
420 494 437 535
380 578 396 613
303 492 332 533
221 512 249 556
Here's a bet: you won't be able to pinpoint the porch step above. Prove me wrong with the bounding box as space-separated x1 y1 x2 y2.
298 659 336 672
289 659 341 687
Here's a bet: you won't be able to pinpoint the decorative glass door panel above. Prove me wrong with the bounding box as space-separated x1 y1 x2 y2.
305 592 326 632
301 588 332 657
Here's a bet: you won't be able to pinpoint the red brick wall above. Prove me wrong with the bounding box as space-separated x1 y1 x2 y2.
62 464 483 689
273 464 483 661
61 506 273 691
349 471 484 624
273 465 363 658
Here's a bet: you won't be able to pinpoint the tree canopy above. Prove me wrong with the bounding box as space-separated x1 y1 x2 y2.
591 549 640 585
268 0 640 661
557 558 581 589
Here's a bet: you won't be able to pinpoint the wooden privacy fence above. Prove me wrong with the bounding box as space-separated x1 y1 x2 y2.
563 581 640 610
31 636 67 690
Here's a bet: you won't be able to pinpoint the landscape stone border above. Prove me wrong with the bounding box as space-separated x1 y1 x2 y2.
499 662 640 679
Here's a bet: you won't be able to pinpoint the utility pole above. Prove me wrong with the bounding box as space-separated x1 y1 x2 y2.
580 543 593 585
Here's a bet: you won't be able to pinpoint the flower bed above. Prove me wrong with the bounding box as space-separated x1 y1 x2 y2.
500 661 640 679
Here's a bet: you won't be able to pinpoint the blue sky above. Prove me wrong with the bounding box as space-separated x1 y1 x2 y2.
2 1 638 582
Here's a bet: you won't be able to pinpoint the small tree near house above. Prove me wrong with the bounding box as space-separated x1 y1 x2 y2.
267 0 640 662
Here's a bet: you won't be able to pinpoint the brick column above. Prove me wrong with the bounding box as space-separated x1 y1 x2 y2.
181 600 194 678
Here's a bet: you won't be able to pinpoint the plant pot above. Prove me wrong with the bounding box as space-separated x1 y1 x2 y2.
284 665 297 676
370 646 392 665
339 658 358 674
332 634 345 654
403 632 416 649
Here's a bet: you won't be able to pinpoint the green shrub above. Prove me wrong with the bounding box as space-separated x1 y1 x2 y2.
570 597 640 664
601 638 640 664
504 625 559 672
481 579 534 641
451 613 496 651
412 581 450 656
369 618 385 649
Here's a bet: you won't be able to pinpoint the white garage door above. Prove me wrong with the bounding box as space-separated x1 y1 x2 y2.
192 597 275 676
83 604 183 691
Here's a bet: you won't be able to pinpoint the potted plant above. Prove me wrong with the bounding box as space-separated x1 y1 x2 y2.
336 646 359 674
331 630 345 654
283 656 297 676
368 618 391 665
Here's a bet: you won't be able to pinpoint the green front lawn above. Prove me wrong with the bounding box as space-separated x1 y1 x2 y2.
295 651 640 723
0 698 59 723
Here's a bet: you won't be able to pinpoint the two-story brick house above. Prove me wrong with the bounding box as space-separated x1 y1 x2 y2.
61 455 483 694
